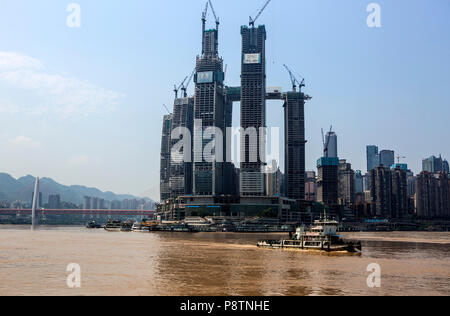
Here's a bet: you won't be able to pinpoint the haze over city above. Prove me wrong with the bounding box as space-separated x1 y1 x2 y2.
0 0 449 201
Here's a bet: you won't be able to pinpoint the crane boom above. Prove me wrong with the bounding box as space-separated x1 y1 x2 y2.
249 0 272 27
208 0 219 28
283 64 305 92
174 76 188 99
163 104 171 115
182 68 196 97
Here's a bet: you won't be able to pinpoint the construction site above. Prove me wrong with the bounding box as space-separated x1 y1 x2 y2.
158 0 317 223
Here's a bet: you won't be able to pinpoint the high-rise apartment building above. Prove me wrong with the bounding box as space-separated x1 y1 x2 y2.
240 25 267 196
391 166 408 218
416 172 450 218
338 159 355 206
370 166 393 218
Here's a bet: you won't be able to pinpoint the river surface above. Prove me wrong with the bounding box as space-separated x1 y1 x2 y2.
0 226 449 296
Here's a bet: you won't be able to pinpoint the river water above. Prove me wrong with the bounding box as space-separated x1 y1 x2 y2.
0 226 449 296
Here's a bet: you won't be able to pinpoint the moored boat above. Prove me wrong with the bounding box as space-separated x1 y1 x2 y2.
104 220 122 232
86 220 102 229
257 218 362 253
131 219 158 232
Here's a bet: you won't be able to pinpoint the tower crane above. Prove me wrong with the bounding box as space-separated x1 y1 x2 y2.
201 1 209 55
181 68 196 98
283 64 305 92
249 0 272 27
396 155 406 164
173 76 188 99
208 0 220 30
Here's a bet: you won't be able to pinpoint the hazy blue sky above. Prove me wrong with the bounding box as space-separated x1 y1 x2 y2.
0 0 449 201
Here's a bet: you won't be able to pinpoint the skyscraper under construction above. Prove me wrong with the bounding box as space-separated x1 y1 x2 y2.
240 25 267 196
284 91 307 200
193 4 227 196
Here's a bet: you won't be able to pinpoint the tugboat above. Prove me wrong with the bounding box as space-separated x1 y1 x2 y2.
104 220 122 232
257 216 362 254
86 220 102 229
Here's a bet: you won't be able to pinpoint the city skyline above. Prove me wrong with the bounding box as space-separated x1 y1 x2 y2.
0 0 449 201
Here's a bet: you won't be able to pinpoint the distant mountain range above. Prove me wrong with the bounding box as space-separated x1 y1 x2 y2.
0 173 152 206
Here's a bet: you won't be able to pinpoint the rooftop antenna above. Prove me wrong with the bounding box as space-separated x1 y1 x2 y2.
249 0 272 27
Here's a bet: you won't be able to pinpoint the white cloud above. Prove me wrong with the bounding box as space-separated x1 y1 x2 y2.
9 136 40 148
0 52 43 71
0 52 124 117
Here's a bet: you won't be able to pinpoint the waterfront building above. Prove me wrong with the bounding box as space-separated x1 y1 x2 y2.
240 25 267 196
416 172 450 219
370 166 393 218
391 166 408 218
338 160 355 207
305 171 317 202
317 157 339 207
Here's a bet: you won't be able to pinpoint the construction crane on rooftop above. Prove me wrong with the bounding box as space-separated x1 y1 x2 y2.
181 68 196 98
208 0 220 30
396 155 406 164
174 76 188 99
249 0 272 27
283 64 305 92
201 1 209 55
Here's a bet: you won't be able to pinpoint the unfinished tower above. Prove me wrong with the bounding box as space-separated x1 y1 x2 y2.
193 4 226 196
170 97 194 198
240 25 267 196
284 92 307 200
160 114 172 202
